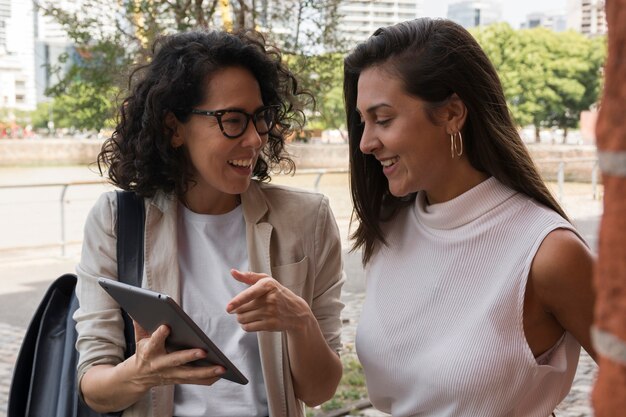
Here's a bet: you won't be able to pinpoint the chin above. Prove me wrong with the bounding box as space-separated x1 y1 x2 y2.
388 182 419 198
229 180 252 194
388 186 410 198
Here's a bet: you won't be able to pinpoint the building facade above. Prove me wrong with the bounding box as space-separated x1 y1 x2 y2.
447 0 502 28
338 0 424 43
0 0 36 111
567 0 607 36
522 11 568 31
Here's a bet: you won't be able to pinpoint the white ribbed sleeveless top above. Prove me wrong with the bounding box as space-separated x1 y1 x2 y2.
355 177 581 417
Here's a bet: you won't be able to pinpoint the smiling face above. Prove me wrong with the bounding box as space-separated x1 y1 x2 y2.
171 66 268 214
357 65 454 200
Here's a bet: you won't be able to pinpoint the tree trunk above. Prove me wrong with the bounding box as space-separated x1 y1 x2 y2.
592 0 626 416
195 0 207 28
535 124 540 143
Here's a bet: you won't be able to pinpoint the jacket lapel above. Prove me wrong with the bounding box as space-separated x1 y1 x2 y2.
242 183 287 417
143 191 178 417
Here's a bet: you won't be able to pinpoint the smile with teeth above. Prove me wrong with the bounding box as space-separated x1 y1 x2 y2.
380 157 399 168
228 158 253 168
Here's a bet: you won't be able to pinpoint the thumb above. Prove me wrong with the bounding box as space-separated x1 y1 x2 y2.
132 319 152 341
230 268 269 286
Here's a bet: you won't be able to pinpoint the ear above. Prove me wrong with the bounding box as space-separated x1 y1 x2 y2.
165 112 184 148
443 94 467 134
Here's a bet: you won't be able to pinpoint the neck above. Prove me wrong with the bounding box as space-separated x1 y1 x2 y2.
182 188 240 215
425 162 489 205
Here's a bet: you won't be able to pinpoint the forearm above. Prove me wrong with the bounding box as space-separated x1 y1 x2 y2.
286 312 342 407
81 360 149 413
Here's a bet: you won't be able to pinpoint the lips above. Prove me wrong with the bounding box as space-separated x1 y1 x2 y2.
228 158 253 168
380 157 399 168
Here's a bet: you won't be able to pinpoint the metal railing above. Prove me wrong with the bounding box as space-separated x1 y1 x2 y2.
534 158 600 201
0 179 107 256
295 168 349 191
0 162 599 256
0 169 348 257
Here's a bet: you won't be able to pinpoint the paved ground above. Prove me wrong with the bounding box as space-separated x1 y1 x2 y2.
0 167 602 417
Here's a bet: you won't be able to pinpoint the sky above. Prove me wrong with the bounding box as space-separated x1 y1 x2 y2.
422 0 568 29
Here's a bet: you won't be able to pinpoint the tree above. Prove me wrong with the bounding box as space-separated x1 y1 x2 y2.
471 23 532 127
543 31 605 140
288 52 346 135
255 1 349 135
36 0 346 132
472 24 605 142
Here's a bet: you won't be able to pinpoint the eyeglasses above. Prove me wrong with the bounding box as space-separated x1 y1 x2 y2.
190 105 279 139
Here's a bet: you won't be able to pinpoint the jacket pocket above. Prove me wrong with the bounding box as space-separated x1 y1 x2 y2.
271 256 308 296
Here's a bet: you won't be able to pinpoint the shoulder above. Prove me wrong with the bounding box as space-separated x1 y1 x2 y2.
529 226 596 358
87 191 158 233
92 190 118 211
85 191 118 232
530 228 594 305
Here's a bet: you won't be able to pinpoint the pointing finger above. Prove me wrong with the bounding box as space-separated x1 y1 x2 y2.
230 269 270 286
226 279 275 313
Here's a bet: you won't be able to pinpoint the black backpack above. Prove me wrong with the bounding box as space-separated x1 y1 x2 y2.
8 191 145 417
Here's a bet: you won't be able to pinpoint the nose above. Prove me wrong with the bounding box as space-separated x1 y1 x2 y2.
240 121 264 149
359 123 381 155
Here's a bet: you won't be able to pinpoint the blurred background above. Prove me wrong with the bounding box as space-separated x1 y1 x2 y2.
0 1 608 416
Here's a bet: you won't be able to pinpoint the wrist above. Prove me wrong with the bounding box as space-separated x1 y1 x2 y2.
287 305 317 337
119 355 154 394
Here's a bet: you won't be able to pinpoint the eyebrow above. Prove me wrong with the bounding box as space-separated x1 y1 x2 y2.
356 103 393 116
197 104 266 113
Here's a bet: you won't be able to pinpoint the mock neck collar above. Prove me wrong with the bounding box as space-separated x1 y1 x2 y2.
414 177 516 230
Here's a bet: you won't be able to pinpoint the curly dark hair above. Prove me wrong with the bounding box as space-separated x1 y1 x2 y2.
98 29 310 198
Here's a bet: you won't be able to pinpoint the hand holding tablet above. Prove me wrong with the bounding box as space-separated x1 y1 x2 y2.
97 277 248 385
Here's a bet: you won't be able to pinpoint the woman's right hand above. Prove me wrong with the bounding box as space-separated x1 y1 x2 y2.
128 322 226 389
81 322 225 413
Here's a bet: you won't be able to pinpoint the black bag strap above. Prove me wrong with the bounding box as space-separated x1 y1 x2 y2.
115 190 145 359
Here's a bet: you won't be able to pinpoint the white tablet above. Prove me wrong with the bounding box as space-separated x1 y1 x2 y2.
97 277 248 385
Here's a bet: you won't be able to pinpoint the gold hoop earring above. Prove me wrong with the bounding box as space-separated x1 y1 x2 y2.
449 132 464 158
454 131 463 157
449 133 455 158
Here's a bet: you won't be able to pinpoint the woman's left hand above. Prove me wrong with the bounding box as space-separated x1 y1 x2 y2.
226 269 313 334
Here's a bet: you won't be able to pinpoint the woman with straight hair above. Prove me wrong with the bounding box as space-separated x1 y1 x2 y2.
344 18 595 417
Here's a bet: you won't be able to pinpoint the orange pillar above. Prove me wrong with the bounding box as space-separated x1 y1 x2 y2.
592 0 626 416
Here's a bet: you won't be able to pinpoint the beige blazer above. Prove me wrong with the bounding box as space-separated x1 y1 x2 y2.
74 181 345 417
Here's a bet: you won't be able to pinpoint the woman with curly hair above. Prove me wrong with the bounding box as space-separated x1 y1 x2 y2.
74 29 344 417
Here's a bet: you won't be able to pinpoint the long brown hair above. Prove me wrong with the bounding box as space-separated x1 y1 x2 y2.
344 18 567 264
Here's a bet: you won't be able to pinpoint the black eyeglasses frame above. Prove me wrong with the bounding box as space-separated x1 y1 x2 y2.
189 105 280 139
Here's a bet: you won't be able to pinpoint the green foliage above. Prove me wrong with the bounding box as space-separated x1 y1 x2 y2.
288 52 346 132
320 397 345 412
306 353 368 416
29 102 53 129
471 24 606 141
0 108 32 127
36 0 346 133
53 83 119 131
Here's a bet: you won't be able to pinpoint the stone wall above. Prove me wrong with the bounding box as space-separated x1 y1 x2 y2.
0 139 103 166
0 138 599 182
286 143 350 170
